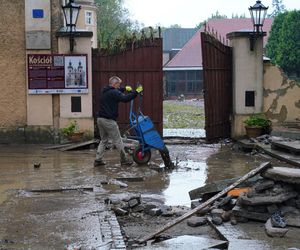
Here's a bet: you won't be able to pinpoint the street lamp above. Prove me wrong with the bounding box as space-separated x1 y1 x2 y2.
248 0 268 51
62 0 81 52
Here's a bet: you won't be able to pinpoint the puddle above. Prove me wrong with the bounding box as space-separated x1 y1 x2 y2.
160 144 275 207
163 160 207 206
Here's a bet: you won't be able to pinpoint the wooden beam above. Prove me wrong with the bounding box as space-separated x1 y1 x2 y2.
138 162 271 243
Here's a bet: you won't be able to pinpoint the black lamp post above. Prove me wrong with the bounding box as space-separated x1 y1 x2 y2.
248 0 268 51
62 0 81 52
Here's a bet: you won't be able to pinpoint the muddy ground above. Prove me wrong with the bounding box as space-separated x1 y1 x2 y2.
115 143 300 250
1 100 300 249
1 142 300 249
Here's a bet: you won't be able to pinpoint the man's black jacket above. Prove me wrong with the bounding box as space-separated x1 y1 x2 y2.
98 86 138 120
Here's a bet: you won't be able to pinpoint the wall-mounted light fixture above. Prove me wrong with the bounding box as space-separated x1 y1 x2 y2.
248 0 268 51
62 0 81 52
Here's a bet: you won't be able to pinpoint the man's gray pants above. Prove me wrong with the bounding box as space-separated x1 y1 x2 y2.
96 117 127 163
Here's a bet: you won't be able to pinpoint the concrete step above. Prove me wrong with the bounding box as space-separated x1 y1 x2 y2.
271 124 300 140
271 140 300 155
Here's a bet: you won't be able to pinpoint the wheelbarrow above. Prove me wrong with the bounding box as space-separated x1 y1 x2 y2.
126 92 174 168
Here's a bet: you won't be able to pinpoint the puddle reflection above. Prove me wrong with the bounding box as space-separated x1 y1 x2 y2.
163 160 207 206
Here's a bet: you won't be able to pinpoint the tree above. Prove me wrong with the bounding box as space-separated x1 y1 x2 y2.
269 0 286 17
210 11 227 19
95 0 139 48
195 11 247 29
231 13 246 19
195 11 227 29
265 12 285 64
168 24 182 28
266 10 300 76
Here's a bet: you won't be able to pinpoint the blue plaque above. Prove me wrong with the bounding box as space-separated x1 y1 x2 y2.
32 9 44 18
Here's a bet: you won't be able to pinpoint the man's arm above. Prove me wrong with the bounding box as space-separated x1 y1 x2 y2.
114 90 138 103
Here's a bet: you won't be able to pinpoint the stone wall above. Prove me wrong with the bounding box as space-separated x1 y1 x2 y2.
263 62 300 126
0 0 26 128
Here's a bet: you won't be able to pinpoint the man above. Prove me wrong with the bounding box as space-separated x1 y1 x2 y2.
94 76 143 167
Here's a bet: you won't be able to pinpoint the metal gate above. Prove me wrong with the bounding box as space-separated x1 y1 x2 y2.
201 32 232 142
92 38 163 136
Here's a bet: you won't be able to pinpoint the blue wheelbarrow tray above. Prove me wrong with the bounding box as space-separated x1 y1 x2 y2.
132 115 167 152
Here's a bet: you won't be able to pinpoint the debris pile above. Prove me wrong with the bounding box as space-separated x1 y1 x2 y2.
191 166 300 238
105 193 186 219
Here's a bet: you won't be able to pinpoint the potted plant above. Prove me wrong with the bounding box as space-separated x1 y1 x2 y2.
244 114 272 138
60 120 84 142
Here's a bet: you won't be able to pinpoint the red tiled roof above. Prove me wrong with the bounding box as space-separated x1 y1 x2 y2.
165 18 273 68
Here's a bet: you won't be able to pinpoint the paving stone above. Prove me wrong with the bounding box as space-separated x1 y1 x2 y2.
262 167 300 184
252 205 268 213
230 214 237 225
123 193 141 203
211 208 224 216
161 210 177 217
128 198 140 208
147 208 162 216
233 205 269 222
187 216 207 227
211 215 223 225
131 204 144 212
191 200 201 209
254 179 275 192
195 205 212 216
238 191 298 206
144 203 158 213
221 211 231 222
114 207 128 216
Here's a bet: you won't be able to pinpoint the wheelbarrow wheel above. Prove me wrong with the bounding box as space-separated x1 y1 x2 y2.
132 146 151 165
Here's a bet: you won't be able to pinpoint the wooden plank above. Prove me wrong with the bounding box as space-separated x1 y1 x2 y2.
138 162 271 243
43 143 74 150
59 139 99 151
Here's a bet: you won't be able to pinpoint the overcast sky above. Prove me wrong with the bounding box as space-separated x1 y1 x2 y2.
123 0 300 28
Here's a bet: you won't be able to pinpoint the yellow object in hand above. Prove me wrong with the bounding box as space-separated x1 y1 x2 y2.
125 86 132 92
136 85 143 93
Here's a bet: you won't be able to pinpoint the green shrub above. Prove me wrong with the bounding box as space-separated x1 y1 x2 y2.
60 120 78 137
244 114 271 128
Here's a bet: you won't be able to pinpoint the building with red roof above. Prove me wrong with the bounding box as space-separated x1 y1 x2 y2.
164 18 273 99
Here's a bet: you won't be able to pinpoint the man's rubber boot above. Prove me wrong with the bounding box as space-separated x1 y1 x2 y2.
94 160 106 167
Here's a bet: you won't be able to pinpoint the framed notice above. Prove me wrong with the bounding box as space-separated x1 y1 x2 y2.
28 54 88 94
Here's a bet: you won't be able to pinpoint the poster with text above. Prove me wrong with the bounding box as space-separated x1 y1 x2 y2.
28 54 88 94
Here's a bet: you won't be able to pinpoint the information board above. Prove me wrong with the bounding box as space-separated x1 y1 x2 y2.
28 54 88 94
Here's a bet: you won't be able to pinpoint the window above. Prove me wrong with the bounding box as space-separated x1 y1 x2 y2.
168 82 176 93
85 11 93 25
245 91 255 107
187 82 194 92
71 96 82 112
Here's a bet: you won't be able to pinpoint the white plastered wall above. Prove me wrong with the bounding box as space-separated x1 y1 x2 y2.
57 37 94 132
